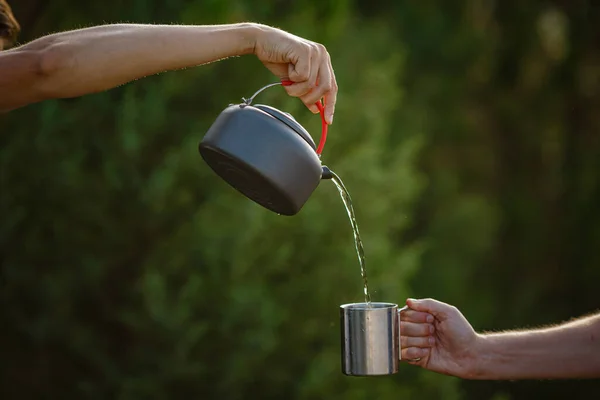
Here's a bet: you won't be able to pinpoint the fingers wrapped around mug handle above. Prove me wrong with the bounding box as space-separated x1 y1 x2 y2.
398 305 435 363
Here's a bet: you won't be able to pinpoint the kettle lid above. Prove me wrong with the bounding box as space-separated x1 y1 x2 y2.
254 104 317 151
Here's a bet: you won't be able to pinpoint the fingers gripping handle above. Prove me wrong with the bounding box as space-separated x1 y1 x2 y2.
398 305 409 361
280 80 328 156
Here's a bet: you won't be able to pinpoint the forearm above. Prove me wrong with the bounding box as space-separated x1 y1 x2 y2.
468 313 600 380
22 23 260 99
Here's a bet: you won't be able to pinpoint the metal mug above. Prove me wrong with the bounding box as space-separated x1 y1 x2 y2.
340 302 409 376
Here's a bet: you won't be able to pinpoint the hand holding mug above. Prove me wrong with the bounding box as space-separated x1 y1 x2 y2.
400 298 479 377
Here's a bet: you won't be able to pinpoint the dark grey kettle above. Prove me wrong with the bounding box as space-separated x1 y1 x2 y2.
198 81 332 216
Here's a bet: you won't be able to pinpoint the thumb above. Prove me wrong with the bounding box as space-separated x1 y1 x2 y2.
406 298 453 320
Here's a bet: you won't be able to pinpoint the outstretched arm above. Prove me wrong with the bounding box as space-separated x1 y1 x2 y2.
472 311 600 380
0 23 337 119
402 298 600 380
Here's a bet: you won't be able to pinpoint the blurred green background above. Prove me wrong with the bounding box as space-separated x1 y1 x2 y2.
1 0 599 399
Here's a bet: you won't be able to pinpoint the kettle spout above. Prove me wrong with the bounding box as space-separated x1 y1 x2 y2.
321 165 333 180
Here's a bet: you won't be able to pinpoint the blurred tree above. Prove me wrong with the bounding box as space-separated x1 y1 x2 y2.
1 0 599 399
0 0 440 399
380 0 600 398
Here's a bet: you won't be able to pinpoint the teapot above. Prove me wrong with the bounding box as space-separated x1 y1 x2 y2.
198 80 332 216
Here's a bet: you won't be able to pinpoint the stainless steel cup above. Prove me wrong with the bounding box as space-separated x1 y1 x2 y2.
340 302 408 376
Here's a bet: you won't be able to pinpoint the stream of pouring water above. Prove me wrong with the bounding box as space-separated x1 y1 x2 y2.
330 171 372 306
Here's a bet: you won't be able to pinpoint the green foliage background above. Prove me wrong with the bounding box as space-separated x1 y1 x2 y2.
1 1 599 399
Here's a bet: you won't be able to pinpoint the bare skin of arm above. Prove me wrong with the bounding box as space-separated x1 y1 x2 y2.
472 312 600 380
0 23 337 119
401 298 600 380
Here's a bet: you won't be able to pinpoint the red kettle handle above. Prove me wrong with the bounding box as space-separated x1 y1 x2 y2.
281 80 328 156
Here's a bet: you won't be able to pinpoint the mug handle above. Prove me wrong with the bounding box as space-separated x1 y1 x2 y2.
397 305 409 361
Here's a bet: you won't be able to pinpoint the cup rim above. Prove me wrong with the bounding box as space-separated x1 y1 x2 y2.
340 302 397 310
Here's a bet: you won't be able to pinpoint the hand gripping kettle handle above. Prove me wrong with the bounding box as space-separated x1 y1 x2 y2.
280 80 328 157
